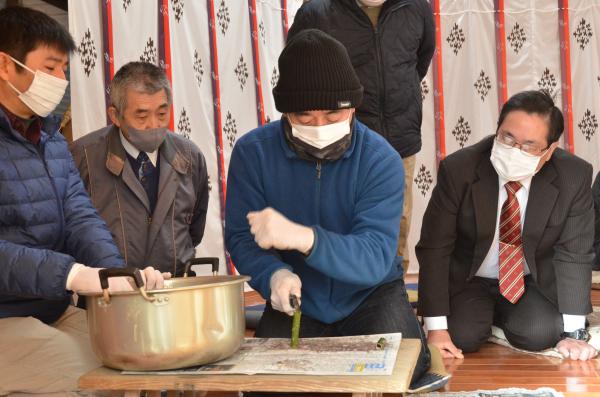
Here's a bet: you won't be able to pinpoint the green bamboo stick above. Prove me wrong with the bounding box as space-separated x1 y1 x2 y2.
291 309 301 348
290 294 301 348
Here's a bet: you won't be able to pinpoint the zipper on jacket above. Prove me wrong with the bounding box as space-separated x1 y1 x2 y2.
373 26 387 140
315 161 322 222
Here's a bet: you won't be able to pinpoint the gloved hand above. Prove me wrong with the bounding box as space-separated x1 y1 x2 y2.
247 207 315 254
139 266 172 290
269 268 302 316
67 264 171 293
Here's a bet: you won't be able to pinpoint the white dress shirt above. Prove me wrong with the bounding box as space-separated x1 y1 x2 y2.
424 176 585 333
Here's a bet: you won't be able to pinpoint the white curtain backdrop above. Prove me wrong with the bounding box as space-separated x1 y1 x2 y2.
441 0 499 154
167 1 226 270
504 1 563 110
408 67 437 273
69 0 600 275
569 0 600 172
68 0 105 138
256 0 286 123
111 0 158 71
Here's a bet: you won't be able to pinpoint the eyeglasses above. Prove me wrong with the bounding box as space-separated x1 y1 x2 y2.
495 133 549 157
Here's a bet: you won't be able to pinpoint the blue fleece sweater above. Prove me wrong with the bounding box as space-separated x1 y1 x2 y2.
225 119 404 324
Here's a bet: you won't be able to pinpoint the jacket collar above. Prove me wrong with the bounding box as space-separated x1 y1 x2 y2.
0 105 51 146
521 151 558 280
339 0 410 24
470 136 500 277
105 125 191 246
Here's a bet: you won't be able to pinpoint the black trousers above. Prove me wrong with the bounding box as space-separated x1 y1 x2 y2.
448 276 563 353
254 278 430 386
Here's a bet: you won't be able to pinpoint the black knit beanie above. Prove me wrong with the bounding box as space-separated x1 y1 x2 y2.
273 29 363 113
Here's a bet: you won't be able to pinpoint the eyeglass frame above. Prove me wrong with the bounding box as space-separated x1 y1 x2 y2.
495 132 551 157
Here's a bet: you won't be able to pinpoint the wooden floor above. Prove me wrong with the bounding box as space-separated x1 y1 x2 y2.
208 278 600 396
440 277 600 396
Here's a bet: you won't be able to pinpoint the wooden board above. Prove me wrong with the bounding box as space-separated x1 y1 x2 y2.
79 339 421 394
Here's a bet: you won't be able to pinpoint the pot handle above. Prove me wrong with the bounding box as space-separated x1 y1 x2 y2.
183 257 219 277
98 267 154 303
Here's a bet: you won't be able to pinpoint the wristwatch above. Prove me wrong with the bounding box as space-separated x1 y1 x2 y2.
560 328 590 342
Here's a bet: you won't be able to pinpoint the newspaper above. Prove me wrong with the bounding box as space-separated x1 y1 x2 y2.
122 332 401 376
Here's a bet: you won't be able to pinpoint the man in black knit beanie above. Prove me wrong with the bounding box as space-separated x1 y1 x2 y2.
226 29 432 391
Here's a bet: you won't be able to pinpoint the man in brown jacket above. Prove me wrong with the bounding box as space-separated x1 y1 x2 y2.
70 62 209 276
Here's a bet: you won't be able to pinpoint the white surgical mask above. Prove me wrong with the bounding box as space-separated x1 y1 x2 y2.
290 118 351 150
6 56 69 117
359 0 386 6
490 139 544 182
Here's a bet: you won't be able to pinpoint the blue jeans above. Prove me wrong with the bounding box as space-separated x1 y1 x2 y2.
255 278 430 385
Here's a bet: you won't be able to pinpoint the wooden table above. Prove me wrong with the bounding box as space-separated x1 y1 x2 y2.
79 339 421 397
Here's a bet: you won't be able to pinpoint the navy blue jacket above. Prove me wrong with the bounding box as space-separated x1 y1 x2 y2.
0 108 124 324
225 119 404 324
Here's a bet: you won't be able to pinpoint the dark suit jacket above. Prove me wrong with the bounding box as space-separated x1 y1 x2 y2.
69 125 209 276
417 136 594 317
592 171 600 270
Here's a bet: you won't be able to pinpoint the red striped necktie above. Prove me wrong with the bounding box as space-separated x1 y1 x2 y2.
499 181 525 303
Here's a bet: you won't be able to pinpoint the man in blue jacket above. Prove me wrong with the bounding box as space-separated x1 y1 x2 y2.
225 29 430 386
288 0 436 274
0 6 167 396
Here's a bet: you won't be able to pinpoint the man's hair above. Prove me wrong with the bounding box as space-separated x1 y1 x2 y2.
110 62 172 115
0 6 76 68
497 90 564 145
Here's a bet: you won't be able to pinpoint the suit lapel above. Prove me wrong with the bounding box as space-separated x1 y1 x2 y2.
470 154 499 277
145 135 190 258
522 161 558 279
105 127 151 213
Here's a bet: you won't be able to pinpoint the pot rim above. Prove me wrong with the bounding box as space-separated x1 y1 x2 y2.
78 275 251 297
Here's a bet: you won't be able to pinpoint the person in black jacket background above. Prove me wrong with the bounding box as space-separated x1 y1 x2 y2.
288 0 435 273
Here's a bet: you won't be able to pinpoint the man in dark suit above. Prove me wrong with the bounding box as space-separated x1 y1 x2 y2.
417 90 597 361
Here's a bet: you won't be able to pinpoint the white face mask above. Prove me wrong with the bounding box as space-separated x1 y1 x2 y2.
490 139 545 182
359 0 386 6
290 117 351 150
6 56 69 117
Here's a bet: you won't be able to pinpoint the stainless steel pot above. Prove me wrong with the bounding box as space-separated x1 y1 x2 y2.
80 258 250 371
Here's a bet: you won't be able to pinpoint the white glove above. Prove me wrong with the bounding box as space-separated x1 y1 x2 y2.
269 268 302 316
67 264 171 293
247 207 315 254
139 266 171 290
